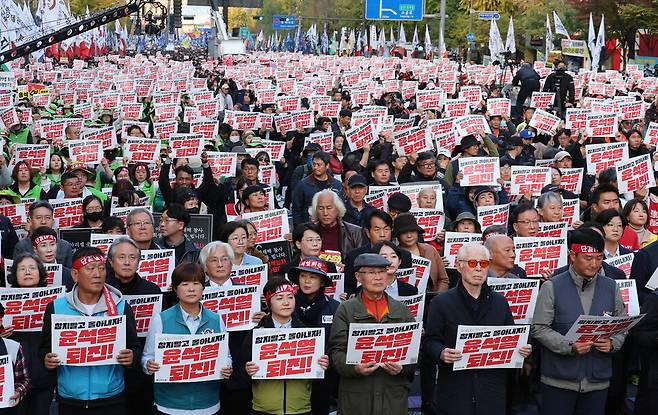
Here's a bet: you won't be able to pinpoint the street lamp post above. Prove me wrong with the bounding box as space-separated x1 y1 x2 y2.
466 0 473 62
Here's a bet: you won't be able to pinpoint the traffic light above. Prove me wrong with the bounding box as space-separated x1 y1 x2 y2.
253 15 264 21
173 0 182 28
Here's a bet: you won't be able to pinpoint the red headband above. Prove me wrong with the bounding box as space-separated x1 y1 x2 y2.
264 284 298 303
72 254 106 270
135 164 147 172
32 235 56 247
571 244 602 255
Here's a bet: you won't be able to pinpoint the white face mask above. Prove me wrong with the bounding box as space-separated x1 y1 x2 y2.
229 135 241 143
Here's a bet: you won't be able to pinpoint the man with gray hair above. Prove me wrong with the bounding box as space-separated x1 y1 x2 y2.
309 189 364 258
425 241 532 414
199 241 235 287
126 208 162 251
484 234 528 279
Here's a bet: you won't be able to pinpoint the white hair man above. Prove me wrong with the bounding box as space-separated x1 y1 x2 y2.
424 241 532 414
309 189 364 258
199 241 235 287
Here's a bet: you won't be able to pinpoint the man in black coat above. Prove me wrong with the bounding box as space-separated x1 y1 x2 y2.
425 242 532 415
632 291 658 415
629 242 658 304
512 63 540 117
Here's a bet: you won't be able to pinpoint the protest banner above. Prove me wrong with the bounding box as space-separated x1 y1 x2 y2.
617 100 644 121
154 332 229 383
409 209 444 241
510 166 551 196
124 138 161 164
318 101 341 118
644 122 658 146
206 152 237 178
477 204 509 228
0 286 65 332
224 111 259 131
395 268 416 287
585 142 628 175
391 293 426 323
230 264 268 289
43 264 63 287
37 120 66 143
459 85 483 107
411 255 432 293
305 132 334 153
345 120 377 152
169 134 204 158
275 96 301 112
453 325 529 370
565 108 591 130
615 154 655 194
120 102 143 120
251 327 325 379
81 126 116 150
529 92 555 109
262 140 286 161
0 203 28 230
49 198 83 229
346 322 422 365
604 253 634 280
365 185 400 211
528 109 561 135
139 249 176 291
586 112 619 137
486 98 511 118
444 232 484 268
564 314 644 343
153 120 178 141
154 103 177 121
324 273 345 302
394 127 433 154
242 209 290 243
153 213 213 250
458 157 500 187
443 99 469 118
68 140 103 165
89 233 122 255
453 115 492 138
0 355 13 408
559 168 584 194
201 285 261 331
487 278 540 324
10 144 50 171
398 183 444 211
51 315 126 366
536 222 568 238
562 197 581 228
416 89 445 110
615 280 640 317
255 241 293 276
514 237 567 277
291 110 314 130
124 294 163 338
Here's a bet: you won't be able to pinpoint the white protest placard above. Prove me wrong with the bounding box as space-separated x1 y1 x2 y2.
124 294 163 338
262 140 286 161
365 185 400 211
81 126 116 150
453 115 492 138
444 232 484 268
514 237 567 277
559 168 584 194
615 280 640 317
486 98 511 118
68 140 103 166
201 285 261 331
51 315 126 366
643 122 658 146
444 99 469 118
617 100 644 121
242 209 290 243
615 154 655 194
169 134 204 158
0 286 65 332
528 109 561 135
416 89 445 110
536 222 568 238
391 293 426 323
510 166 551 196
44 264 63 287
206 152 237 178
459 157 500 187
346 322 422 365
154 332 229 383
124 138 161 164
477 204 509 229
305 132 334 153
89 233 122 255
324 273 345 301
0 204 27 230
224 110 259 131
230 264 268 289
139 249 176 291
562 197 580 228
49 198 83 229
251 327 325 379
604 253 634 279
409 209 444 242
564 314 644 343
394 127 433 154
459 85 483 107
453 325 529 371
487 278 540 324
399 183 444 211
586 112 619 137
411 255 432 293
10 144 50 171
565 108 590 130
345 120 377 152
585 142 628 175
529 92 555 109
318 101 342 118
0 355 14 408
153 120 178 141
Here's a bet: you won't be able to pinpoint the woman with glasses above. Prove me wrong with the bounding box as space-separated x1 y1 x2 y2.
240 220 269 266
277 223 337 278
594 209 632 259
239 185 268 214
254 151 270 167
74 195 105 229
219 222 263 266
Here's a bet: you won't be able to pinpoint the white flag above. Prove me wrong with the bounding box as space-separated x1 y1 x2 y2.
545 14 554 61
592 14 605 72
398 23 407 46
505 16 516 54
412 25 419 50
587 13 596 53
552 11 570 38
424 25 432 54
488 18 504 62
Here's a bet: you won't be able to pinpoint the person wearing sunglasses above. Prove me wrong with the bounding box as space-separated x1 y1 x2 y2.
425 242 532 415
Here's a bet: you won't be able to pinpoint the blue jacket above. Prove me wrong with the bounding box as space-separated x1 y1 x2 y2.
40 284 141 402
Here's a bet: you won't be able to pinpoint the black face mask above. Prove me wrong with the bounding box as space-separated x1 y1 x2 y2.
86 211 104 222
187 207 200 214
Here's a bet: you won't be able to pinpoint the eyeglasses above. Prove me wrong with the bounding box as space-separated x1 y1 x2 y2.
128 221 153 228
17 265 38 273
115 255 139 263
417 162 435 168
229 235 247 243
459 259 490 269
516 220 539 226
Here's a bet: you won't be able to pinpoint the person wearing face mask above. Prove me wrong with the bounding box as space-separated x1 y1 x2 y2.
221 129 244 152
29 226 74 290
171 187 201 214
74 195 105 229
